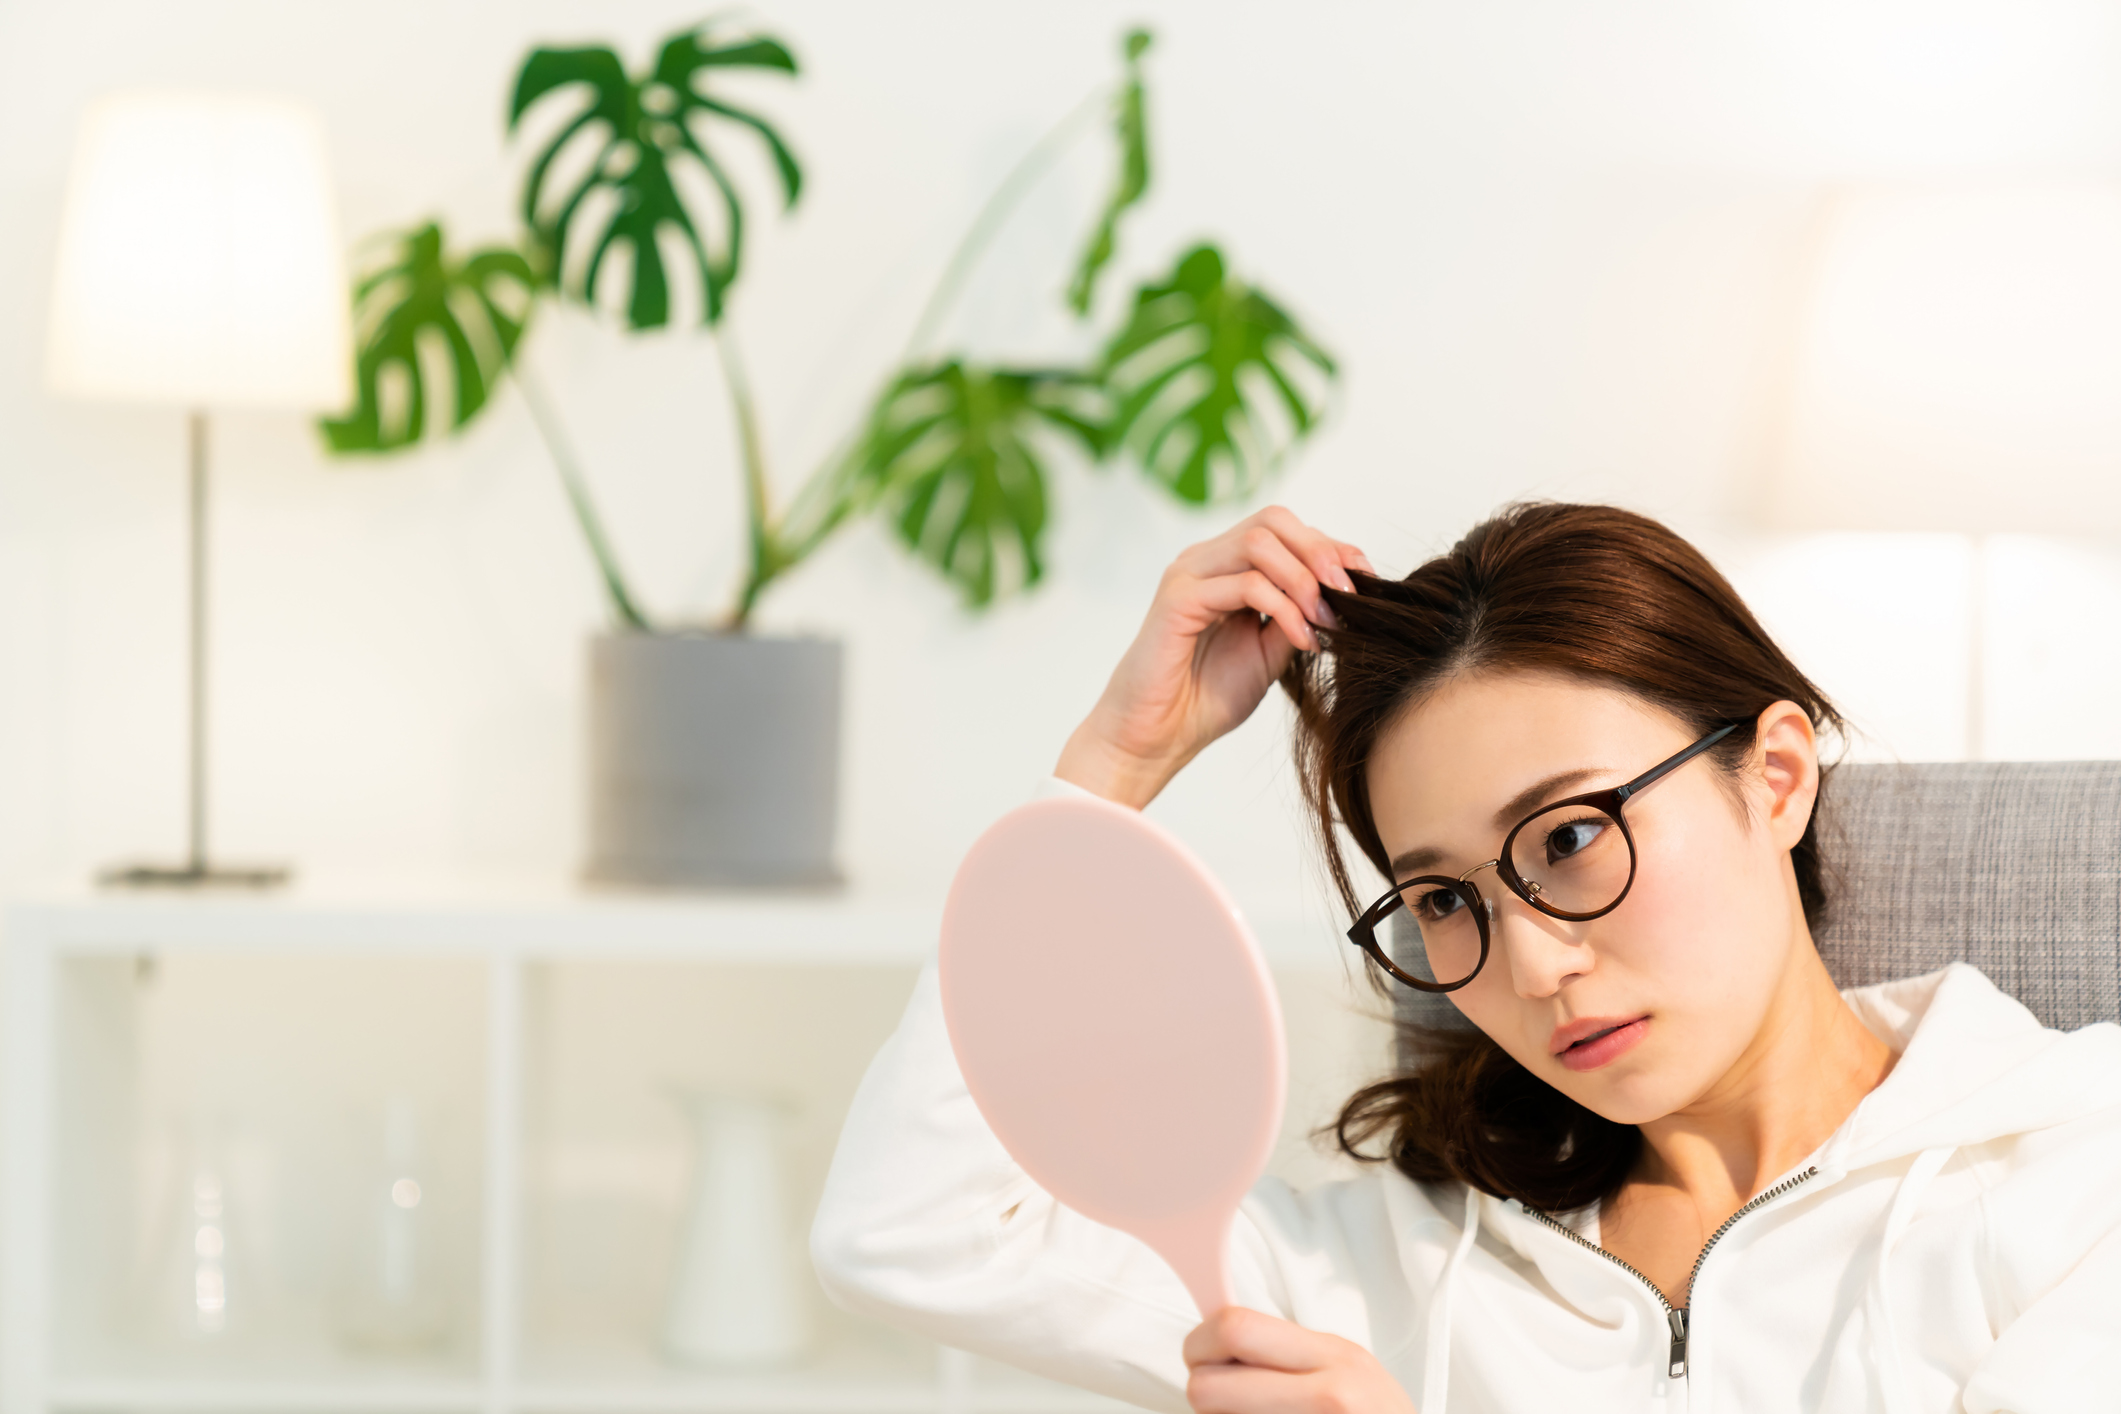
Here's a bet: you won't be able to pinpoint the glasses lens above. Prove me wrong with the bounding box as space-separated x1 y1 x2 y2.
1505 802 1632 917
1395 878 1487 989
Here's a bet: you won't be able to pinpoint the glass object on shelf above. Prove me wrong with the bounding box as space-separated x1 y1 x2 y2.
337 1097 454 1354
133 1115 272 1351
190 1168 229 1333
661 1089 809 1367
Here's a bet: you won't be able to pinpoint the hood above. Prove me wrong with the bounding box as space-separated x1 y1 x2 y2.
1410 963 2119 1412
1825 962 2121 1171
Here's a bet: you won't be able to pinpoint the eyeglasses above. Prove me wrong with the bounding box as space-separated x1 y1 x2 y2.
1346 722 1741 993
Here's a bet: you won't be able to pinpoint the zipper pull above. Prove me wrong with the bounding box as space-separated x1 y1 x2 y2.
1666 1308 1689 1379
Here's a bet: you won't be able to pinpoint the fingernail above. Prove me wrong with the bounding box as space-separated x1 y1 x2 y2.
1315 601 1339 630
1328 567 1356 593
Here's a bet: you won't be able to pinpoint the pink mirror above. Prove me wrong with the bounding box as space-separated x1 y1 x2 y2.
939 792 1286 1317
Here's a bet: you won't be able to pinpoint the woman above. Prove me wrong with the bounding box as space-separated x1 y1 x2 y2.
811 502 2121 1413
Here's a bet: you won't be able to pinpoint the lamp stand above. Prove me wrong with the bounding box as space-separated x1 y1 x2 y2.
99 411 289 889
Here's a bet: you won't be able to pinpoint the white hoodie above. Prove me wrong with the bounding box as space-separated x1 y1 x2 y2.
811 823 2121 1413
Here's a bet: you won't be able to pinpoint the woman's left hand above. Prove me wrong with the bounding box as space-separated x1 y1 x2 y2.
1183 1308 1419 1414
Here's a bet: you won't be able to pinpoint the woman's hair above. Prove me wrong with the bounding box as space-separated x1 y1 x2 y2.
1284 501 1844 1213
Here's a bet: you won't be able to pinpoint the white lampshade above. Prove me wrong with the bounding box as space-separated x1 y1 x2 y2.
1766 181 2121 534
47 91 352 410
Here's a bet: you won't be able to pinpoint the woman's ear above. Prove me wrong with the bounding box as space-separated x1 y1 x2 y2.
1753 700 1819 851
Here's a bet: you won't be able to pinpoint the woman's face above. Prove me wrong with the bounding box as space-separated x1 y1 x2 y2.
1363 670 1819 1126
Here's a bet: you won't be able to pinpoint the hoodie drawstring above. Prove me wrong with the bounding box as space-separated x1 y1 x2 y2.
1421 1185 1482 1414
1869 1146 1953 1414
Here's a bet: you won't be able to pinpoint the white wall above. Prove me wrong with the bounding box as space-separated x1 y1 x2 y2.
7 0 2121 929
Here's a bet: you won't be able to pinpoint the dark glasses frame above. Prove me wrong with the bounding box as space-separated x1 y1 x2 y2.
1347 721 1743 993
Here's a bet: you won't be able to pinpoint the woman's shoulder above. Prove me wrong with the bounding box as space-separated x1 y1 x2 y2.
1230 1161 1479 1336
1240 1158 1480 1266
1842 961 2121 1050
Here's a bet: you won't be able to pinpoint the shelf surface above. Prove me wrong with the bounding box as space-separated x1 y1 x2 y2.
4 887 943 964
3 883 1348 969
49 1376 484 1412
48 1364 1135 1414
514 1328 1134 1413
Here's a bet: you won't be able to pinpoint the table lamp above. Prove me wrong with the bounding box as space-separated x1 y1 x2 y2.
1763 180 2121 759
46 92 351 886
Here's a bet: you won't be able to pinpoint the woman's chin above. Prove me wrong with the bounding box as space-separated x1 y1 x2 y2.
1550 1051 1701 1128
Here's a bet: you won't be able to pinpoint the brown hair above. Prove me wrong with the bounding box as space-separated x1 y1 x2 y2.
1285 502 1844 1213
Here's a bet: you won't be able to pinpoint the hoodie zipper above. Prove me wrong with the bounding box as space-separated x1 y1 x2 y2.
1525 1165 1819 1380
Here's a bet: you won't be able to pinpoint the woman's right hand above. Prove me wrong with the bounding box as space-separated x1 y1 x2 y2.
1055 505 1373 808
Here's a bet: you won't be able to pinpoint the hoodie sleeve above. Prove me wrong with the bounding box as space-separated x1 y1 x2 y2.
1959 1213 2121 1413
808 782 1420 1411
809 952 1203 1413
1953 1078 2121 1414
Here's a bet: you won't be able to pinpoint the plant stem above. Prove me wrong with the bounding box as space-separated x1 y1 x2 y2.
777 435 869 566
512 361 653 632
901 87 1108 361
717 328 781 632
721 84 1111 627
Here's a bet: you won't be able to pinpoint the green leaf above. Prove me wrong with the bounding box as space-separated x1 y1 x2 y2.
1099 244 1337 503
852 362 1105 607
1066 28 1153 317
320 221 539 453
508 23 800 330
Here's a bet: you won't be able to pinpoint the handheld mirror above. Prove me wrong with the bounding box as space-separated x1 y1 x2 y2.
939 793 1286 1317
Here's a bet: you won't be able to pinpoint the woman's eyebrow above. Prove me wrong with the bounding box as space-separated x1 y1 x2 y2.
1386 767 1607 880
1388 845 1443 878
1492 767 1602 829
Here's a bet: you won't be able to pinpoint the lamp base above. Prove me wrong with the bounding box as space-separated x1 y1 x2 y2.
97 861 290 890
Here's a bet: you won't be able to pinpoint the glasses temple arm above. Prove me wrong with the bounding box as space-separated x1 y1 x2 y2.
1611 721 1742 804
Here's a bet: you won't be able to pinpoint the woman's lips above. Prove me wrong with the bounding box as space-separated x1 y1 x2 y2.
1553 1017 1650 1072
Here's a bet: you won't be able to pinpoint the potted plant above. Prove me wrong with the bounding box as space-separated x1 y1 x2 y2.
321 20 1338 887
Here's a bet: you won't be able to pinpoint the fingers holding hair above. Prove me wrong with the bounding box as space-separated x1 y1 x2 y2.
1186 569 1322 653
1236 524 1342 630
1179 506 1372 612
1252 505 1363 597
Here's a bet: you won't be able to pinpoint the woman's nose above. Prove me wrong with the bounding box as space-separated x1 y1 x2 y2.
1494 890 1593 998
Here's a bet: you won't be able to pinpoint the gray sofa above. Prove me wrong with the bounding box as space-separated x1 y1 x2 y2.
1813 760 2120 1030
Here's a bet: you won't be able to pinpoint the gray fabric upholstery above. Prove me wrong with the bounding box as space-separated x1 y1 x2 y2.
1814 760 2121 1031
1391 760 2121 1041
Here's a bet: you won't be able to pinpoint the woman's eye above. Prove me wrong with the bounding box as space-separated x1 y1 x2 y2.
1546 818 1607 863
1413 887 1463 920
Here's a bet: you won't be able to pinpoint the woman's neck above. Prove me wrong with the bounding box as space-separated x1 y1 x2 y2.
1631 938 1896 1208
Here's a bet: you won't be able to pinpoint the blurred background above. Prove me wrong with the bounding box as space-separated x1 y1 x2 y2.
12 0 2121 911
6 0 2121 1406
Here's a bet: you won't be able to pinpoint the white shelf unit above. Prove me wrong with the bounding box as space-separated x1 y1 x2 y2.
4 889 1364 1414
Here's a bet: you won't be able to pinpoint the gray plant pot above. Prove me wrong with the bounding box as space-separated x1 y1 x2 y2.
585 632 843 888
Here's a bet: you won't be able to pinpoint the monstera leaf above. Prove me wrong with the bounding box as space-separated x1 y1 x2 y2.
1099 244 1336 503
852 362 1105 606
321 222 540 453
1066 29 1152 316
509 25 800 329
